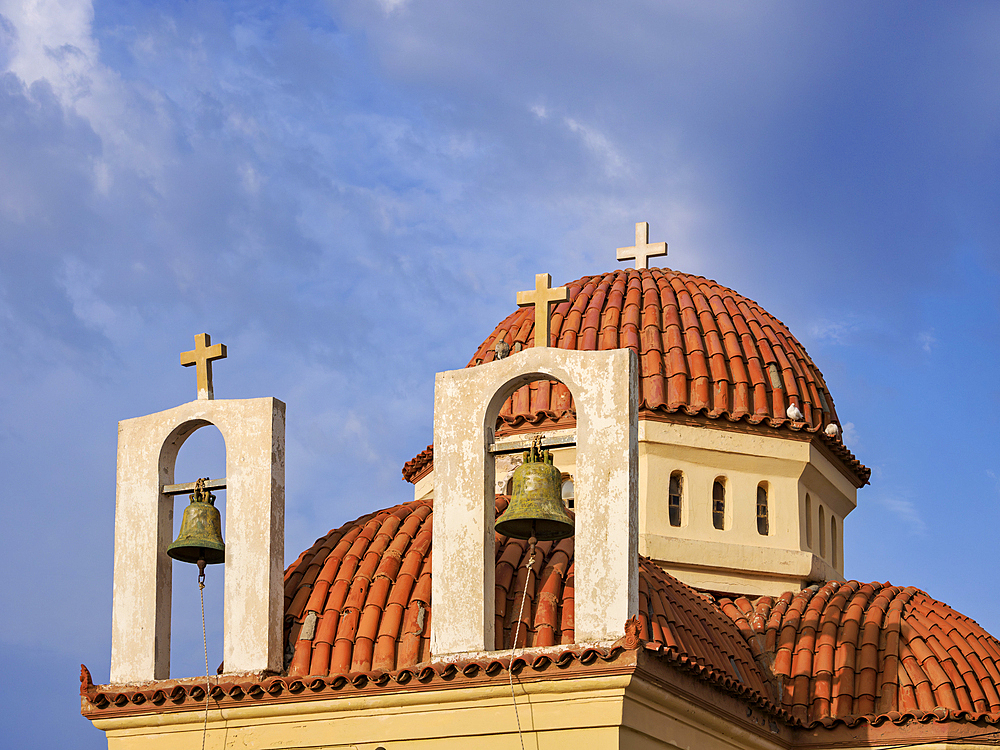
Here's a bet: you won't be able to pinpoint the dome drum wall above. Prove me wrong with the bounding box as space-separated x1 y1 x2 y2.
637 420 855 598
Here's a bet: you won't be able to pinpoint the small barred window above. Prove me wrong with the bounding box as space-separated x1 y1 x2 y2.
712 479 726 530
668 472 682 527
756 484 769 536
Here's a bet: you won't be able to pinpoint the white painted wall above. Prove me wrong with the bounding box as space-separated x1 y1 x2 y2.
110 397 285 683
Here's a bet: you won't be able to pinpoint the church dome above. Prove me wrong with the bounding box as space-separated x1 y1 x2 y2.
474 267 835 428
405 267 869 485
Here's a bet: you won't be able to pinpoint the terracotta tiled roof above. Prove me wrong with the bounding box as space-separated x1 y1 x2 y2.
82 501 1000 738
280 496 774 706
719 581 1000 728
403 268 869 485
401 445 433 484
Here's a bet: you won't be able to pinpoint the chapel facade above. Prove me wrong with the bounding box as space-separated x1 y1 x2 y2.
82 229 1000 749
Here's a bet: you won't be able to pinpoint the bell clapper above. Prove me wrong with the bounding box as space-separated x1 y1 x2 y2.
197 555 207 589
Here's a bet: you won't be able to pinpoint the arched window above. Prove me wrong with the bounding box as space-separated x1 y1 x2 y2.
818 504 826 558
805 494 813 549
712 479 726 530
668 472 683 527
830 515 838 567
756 484 769 536
561 475 575 510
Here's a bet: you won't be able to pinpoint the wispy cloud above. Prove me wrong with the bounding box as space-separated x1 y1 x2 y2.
917 328 936 353
563 117 629 178
373 0 409 14
873 493 928 537
987 470 1000 495
809 317 865 346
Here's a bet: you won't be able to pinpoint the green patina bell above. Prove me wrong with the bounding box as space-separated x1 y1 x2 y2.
495 441 574 542
167 479 226 566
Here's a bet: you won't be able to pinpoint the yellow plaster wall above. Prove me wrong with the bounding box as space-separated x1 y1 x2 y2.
90 673 791 750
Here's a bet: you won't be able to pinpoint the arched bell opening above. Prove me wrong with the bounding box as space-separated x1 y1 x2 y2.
160 421 228 679
560 474 575 510
484 371 579 651
484 371 580 529
111 396 285 683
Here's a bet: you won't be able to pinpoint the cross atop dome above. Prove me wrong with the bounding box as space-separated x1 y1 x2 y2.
617 221 667 269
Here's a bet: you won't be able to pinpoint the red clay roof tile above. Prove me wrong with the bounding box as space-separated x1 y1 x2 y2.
88 515 1000 739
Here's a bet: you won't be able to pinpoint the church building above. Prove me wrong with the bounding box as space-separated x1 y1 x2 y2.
82 224 1000 748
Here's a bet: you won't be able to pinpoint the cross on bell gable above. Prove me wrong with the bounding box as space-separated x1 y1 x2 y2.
180 333 227 400
516 273 568 348
617 222 667 269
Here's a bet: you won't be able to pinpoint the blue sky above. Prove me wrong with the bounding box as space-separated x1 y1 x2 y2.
2 1 999 745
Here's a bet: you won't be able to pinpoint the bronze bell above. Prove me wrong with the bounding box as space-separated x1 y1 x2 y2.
167 478 226 567
495 441 574 542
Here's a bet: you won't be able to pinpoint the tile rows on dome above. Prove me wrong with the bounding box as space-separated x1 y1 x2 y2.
471 268 838 430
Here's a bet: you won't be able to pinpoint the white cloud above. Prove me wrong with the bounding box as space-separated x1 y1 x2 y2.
0 0 181 200
1 0 99 98
917 328 936 353
873 493 927 537
809 317 861 345
374 0 409 15
59 258 142 345
564 116 629 178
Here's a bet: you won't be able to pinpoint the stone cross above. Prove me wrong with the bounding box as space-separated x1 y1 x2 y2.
180 333 227 400
617 222 667 269
516 273 568 348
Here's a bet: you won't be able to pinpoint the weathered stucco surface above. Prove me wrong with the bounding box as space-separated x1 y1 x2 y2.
111 397 285 683
431 348 638 656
